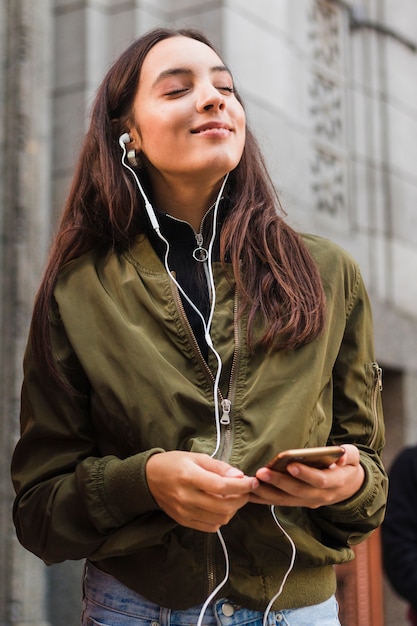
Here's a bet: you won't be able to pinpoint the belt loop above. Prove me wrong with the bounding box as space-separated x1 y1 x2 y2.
159 605 170 626
81 560 88 598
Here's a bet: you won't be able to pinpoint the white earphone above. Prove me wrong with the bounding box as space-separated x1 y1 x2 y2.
118 132 131 148
118 133 160 231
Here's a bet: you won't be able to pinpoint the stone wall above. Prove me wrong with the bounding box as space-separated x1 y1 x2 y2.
1 1 54 624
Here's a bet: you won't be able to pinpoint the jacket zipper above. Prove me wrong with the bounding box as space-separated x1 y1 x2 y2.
165 206 215 262
369 362 383 449
204 296 241 597
170 279 240 451
170 279 240 597
216 293 240 462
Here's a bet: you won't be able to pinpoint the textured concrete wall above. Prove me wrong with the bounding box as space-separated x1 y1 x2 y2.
1 1 54 625
222 0 417 434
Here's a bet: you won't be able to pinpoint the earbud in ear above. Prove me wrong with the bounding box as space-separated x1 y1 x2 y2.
119 133 131 148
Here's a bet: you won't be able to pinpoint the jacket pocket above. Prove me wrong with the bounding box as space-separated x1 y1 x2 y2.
365 361 383 449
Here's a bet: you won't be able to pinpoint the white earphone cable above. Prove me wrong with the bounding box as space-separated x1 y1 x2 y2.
120 136 228 457
119 137 295 625
262 506 297 626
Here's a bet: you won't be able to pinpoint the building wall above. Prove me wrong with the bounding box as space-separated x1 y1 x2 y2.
1 0 416 624
1 2 54 625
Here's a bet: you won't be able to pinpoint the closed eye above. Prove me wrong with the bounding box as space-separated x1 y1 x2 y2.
166 88 189 97
166 86 234 97
217 86 235 94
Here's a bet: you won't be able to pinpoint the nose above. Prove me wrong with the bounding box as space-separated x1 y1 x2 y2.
196 82 225 112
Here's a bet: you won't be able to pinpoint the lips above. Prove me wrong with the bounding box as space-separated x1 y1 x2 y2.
191 122 232 134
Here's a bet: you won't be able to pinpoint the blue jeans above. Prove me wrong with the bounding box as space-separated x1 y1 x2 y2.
81 561 340 626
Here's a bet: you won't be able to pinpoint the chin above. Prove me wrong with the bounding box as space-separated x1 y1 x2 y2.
201 154 241 176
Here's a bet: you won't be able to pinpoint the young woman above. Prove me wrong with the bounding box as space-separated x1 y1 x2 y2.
11 27 387 626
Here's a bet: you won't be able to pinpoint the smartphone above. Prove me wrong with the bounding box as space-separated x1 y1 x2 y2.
266 446 345 473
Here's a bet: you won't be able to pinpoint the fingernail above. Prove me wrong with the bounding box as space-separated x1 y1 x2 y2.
259 471 271 482
288 465 300 476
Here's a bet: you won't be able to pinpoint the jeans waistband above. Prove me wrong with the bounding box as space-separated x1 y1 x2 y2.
83 561 257 625
82 560 339 626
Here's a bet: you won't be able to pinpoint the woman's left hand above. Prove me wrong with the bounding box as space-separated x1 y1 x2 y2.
250 444 365 508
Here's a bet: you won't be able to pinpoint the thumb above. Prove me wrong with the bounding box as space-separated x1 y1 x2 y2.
338 444 360 466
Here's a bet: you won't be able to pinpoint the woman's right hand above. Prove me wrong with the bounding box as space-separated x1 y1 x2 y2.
146 451 258 532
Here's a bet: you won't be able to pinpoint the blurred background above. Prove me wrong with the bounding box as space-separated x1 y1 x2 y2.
1 1 416 624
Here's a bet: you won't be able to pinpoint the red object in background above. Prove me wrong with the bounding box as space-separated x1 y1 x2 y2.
335 530 384 625
408 606 417 626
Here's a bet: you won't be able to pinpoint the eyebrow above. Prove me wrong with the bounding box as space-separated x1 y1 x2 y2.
152 65 232 88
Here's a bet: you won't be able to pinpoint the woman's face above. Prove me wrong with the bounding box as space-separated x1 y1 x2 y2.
128 36 246 193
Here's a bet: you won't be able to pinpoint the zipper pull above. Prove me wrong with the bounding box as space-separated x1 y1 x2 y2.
220 399 231 425
373 362 383 391
192 233 208 262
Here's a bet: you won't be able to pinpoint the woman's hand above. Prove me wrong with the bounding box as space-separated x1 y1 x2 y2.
250 444 365 508
146 451 259 532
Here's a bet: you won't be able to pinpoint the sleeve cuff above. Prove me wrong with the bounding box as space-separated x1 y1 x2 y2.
319 456 379 522
102 448 165 524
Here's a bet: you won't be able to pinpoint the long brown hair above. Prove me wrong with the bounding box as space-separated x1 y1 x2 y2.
31 27 326 389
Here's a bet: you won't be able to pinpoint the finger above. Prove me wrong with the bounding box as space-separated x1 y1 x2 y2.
285 463 364 505
337 444 360 466
249 482 289 506
286 463 338 487
255 466 339 506
190 458 258 496
174 492 252 530
194 454 246 478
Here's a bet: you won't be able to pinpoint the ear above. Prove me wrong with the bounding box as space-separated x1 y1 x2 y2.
126 126 142 153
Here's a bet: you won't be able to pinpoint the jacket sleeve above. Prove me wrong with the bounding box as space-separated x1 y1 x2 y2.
310 263 388 544
11 312 174 565
381 447 417 610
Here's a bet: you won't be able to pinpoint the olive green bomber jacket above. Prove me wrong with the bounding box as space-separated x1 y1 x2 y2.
12 233 387 611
